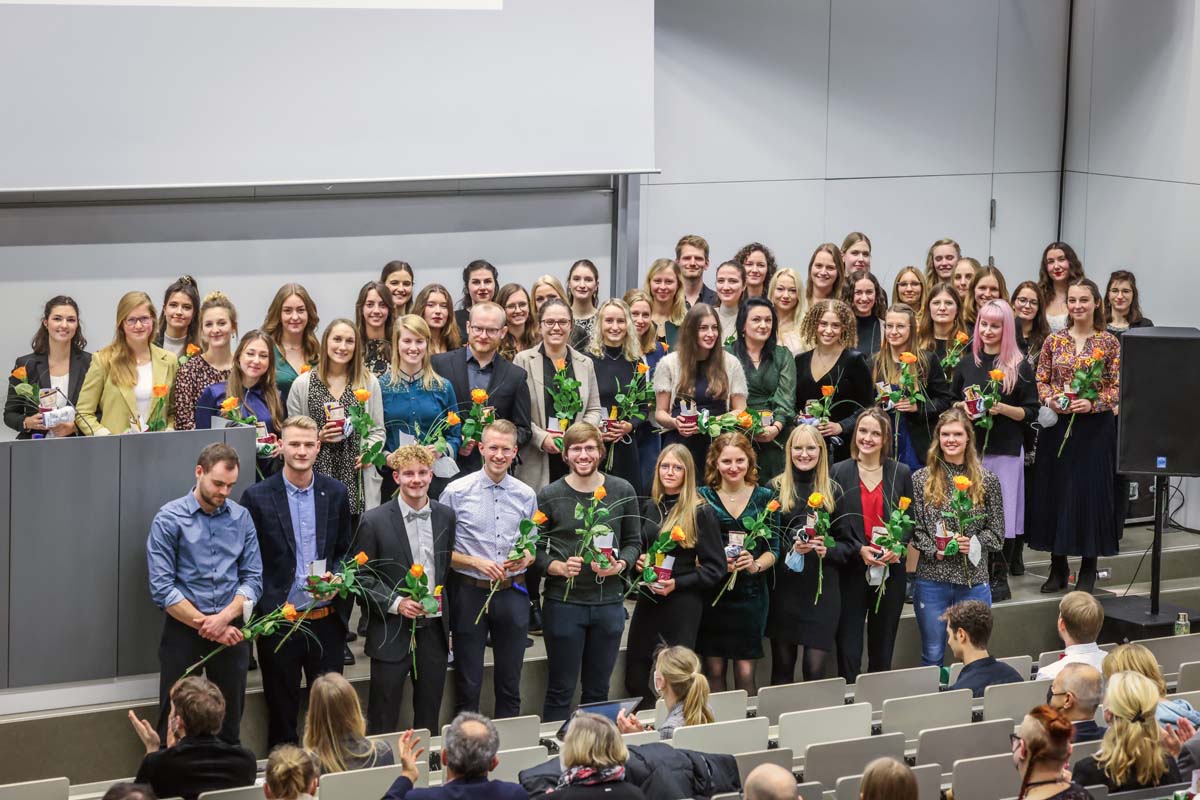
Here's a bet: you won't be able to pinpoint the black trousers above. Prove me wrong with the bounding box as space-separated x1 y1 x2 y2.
836 562 906 684
542 600 625 722
449 574 529 719
366 624 448 734
257 611 345 747
157 615 249 745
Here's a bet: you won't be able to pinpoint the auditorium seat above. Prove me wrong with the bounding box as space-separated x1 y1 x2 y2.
367 727 431 755
656 689 747 727
441 714 540 750
1067 738 1103 769
197 787 261 800
853 665 940 712
733 749 793 785
915 718 1012 772
950 753 1020 800
882 689 973 743
1037 643 1116 669
983 679 1052 723
836 762 941 800
777 703 872 760
0 778 68 800
321 762 425 800
671 716 769 755
754 678 846 724
801 733 906 790
620 730 661 746
490 745 550 783
948 654 1033 684
1138 632 1200 678
1176 660 1200 692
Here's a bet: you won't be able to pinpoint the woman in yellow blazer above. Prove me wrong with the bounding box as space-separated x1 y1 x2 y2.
76 291 180 435
512 298 603 489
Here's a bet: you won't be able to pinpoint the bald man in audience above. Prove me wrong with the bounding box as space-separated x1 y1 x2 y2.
1047 662 1106 742
743 763 796 800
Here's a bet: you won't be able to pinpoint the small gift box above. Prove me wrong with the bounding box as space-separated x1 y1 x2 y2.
653 554 676 583
38 387 57 413
594 532 615 560
677 400 699 427
803 513 817 541
546 416 570 433
759 410 774 428
963 386 986 419
324 401 346 421
869 525 888 557
725 531 745 559
876 382 898 411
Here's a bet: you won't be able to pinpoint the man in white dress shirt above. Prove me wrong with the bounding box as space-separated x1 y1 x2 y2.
1036 591 1108 681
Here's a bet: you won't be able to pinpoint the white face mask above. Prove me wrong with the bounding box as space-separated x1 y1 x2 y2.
652 671 665 698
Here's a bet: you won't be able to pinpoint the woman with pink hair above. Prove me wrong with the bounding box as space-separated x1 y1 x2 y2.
951 299 1038 601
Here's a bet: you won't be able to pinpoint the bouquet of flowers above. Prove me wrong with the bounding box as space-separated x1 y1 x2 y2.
565 485 614 600
475 510 546 624
219 396 258 427
805 385 837 424
940 331 971 373
396 563 441 678
940 475 984 585
968 369 1006 454
177 343 202 366
1057 347 1105 458
702 408 765 439
806 492 836 605
605 362 654 469
183 601 301 677
883 352 926 448
869 496 913 612
459 388 493 449
415 410 460 458
144 384 170 432
347 388 387 469
9 365 39 410
547 360 583 450
628 525 686 597
713 498 780 606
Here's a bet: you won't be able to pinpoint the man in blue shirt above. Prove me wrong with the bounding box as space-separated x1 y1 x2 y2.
943 600 1023 698
147 442 262 745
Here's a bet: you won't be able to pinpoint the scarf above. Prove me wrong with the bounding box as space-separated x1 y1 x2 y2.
554 764 626 791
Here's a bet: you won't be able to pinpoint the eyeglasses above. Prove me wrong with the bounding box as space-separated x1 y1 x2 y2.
1009 733 1022 748
469 324 504 337
542 319 571 329
1013 297 1039 308
124 316 154 328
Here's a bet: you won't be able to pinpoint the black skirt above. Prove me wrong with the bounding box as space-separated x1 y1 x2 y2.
1028 411 1119 557
767 549 840 651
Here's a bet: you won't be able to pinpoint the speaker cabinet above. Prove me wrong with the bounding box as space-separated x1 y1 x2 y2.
1117 327 1200 476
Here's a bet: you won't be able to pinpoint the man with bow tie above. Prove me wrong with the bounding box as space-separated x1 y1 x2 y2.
356 444 457 734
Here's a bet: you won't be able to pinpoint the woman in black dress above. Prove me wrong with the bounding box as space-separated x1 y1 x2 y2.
768 425 849 683
794 299 874 465
917 282 969 363
587 299 647 494
832 409 914 683
843 269 887 363
875 303 953 472
624 445 725 706
1010 281 1051 577
1105 270 1152 536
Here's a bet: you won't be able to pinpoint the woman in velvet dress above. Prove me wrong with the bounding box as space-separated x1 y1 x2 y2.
795 299 874 465
727 297 794 483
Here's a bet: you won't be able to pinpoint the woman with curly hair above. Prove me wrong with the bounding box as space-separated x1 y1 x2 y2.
794 299 873 464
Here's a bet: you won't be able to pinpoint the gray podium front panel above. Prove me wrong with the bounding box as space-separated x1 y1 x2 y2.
0 446 10 689
10 436 122 687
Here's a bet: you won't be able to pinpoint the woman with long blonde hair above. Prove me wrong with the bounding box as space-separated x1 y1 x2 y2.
1104 643 1200 727
263 283 320 406
303 672 393 773
587 299 649 493
623 445 724 707
623 288 670 492
531 274 569 314
1073 671 1181 792
174 291 238 431
876 303 953 471
769 268 805 355
618 644 714 740
644 258 686 348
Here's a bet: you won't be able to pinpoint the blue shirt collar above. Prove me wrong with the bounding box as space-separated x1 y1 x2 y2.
282 472 315 496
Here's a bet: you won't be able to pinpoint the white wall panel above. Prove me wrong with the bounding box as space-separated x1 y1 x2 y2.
1060 170 1089 259
653 0 830 184
989 171 1060 284
641 180 825 279
822 174 993 289
994 0 1070 173
1064 0 1095 173
826 0 998 179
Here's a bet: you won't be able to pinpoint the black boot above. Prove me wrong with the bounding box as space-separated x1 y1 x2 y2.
990 552 1012 602
529 600 543 636
1008 538 1025 577
1040 554 1069 593
1075 557 1098 594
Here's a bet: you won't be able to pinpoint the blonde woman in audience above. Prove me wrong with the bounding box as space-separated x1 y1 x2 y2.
859 757 917 800
924 237 961 285
769 267 805 355
173 292 237 431
735 241 777 300
842 231 872 274
302 673 393 773
644 257 685 348
263 746 320 800
1102 643 1200 727
556 713 645 799
892 267 928 322
262 283 320 407
77 291 179 435
805 243 845 306
531 274 569 314
618 645 714 740
1010 705 1091 800
1072 671 1182 792
411 283 462 355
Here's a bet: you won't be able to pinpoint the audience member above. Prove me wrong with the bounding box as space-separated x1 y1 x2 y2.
102 784 156 800
554 713 646 798
742 763 796 800
1048 663 1106 743
943 600 1023 697
1102 643 1200 726
384 713 525 800
859 757 917 800
1011 705 1092 800
263 745 320 800
1035 592 1106 680
617 645 713 740
127 677 256 800
303 672 393 773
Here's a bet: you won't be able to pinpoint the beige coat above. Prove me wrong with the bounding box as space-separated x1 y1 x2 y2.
512 346 603 489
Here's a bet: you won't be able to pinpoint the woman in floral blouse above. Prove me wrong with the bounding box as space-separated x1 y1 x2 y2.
1029 278 1120 595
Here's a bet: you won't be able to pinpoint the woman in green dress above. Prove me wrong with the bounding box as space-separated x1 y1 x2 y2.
696 431 780 696
727 297 795 482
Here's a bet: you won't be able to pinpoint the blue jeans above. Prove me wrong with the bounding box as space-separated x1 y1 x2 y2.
912 578 992 666
542 600 626 722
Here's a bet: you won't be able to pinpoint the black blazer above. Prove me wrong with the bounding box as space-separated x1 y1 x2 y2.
134 735 257 800
431 347 532 472
4 350 92 438
830 458 915 552
355 499 456 662
240 471 353 615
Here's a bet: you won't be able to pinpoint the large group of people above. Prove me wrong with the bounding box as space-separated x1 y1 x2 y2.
6 234 1157 798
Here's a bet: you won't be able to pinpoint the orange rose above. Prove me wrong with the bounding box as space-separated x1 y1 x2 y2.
354 551 368 566
353 388 371 404
471 388 488 404
670 526 686 542
898 496 912 511
988 369 1005 382
899 351 918 365
554 359 567 371
767 499 782 513
152 384 169 398
220 396 240 413
952 475 972 492
1091 347 1104 361
806 492 824 509
593 485 607 502
636 362 649 374
446 411 461 426
10 366 27 381
821 385 835 398
955 331 970 345
300 364 312 374
409 563 425 579
737 411 754 428
185 344 201 357
662 342 670 352
282 603 298 622
532 510 549 526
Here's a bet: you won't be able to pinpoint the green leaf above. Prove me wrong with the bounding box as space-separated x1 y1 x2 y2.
739 515 755 529
574 502 585 520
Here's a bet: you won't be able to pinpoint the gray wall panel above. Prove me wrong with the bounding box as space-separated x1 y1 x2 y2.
9 437 121 687
0 446 9 688
223 427 259 501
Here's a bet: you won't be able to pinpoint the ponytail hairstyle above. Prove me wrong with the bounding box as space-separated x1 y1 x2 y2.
227 330 284 433
154 275 201 350
1096 671 1169 790
198 291 239 352
31 295 87 354
650 444 700 547
971 300 1022 393
381 260 415 315
654 646 714 728
1016 705 1074 800
773 424 834 515
264 745 320 800
568 258 601 309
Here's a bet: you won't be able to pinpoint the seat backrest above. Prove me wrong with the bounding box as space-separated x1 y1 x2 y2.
320 763 425 800
1178 660 1200 693
442 715 540 750
948 655 1034 684
951 753 1020 800
1037 643 1116 668
853 665 940 711
795 782 825 800
1138 632 1200 677
754 678 846 723
672 715 769 755
197 787 262 800
491 745 549 784
734 749 793 785
1080 785 1108 800
1171 689 1200 708
0 778 68 800
778 702 872 756
1068 738 1103 768
802 733 905 790
916 718 1013 767
655 689 747 727
838 762 942 800
882 689 972 742
368 727 431 754
621 730 661 746
710 794 740 800
983 679 1052 722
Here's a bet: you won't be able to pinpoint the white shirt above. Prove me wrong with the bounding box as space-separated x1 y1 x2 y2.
133 361 154 420
1036 642 1108 680
388 496 436 614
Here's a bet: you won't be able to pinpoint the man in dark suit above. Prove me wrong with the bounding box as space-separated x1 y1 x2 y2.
239 414 353 747
358 445 456 734
127 676 257 800
383 713 525 800
1049 663 1107 743
431 302 531 475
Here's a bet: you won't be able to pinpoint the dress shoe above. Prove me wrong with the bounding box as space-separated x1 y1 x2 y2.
529 604 544 636
343 643 356 666
1075 569 1097 595
1040 573 1068 593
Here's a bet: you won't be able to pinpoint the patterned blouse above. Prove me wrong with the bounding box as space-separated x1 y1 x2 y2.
363 338 390 378
1035 330 1120 411
172 355 232 431
911 463 1005 586
309 377 368 514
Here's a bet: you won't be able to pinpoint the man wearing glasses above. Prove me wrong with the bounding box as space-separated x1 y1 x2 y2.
431 302 532 475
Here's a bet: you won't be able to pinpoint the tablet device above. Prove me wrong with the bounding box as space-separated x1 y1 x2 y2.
555 697 644 740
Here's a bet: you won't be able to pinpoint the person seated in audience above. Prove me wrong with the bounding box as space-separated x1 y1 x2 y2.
1102 642 1200 727
742 763 797 800
554 713 646 798
303 672 393 773
102 784 156 800
263 745 320 800
1071 671 1182 793
1048 663 1106 743
617 645 714 740
943 600 1023 697
127 676 256 800
1011 704 1093 800
859 757 917 800
1035 591 1106 680
384 712 526 800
